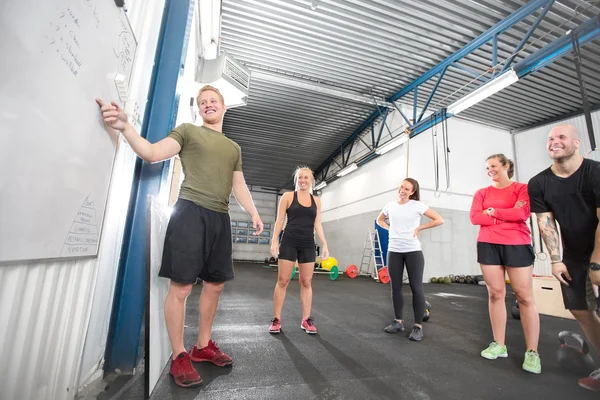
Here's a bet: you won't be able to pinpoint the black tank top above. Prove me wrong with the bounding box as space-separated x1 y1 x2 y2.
281 191 317 248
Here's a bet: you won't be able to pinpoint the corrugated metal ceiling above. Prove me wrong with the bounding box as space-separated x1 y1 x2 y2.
220 0 600 188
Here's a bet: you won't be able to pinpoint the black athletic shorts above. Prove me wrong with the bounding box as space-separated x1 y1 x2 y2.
159 199 234 284
476 242 535 267
278 244 316 264
561 259 597 311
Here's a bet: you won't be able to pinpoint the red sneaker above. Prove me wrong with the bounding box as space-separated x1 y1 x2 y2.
269 317 281 334
578 368 600 392
169 352 202 388
301 317 317 334
190 340 233 367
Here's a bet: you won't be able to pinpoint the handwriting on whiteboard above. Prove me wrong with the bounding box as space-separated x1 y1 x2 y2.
113 11 136 83
61 194 99 257
83 0 100 28
44 6 85 77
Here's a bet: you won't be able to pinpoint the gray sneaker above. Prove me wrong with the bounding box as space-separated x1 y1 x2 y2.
409 325 423 341
384 320 404 333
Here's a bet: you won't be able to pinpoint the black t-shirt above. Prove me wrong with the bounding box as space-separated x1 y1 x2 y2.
527 158 600 263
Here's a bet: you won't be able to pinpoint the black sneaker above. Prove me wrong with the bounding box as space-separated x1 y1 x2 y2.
384 320 405 333
409 325 423 341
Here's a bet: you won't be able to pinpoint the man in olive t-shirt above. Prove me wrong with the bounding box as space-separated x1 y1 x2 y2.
96 85 263 388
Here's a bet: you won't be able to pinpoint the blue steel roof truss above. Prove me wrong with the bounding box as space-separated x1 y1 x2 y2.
314 0 560 181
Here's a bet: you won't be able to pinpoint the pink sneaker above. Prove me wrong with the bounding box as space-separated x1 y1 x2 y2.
301 317 317 334
579 368 600 392
269 317 281 334
189 340 232 367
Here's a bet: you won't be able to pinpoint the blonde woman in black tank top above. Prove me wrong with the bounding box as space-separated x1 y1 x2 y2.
269 167 329 335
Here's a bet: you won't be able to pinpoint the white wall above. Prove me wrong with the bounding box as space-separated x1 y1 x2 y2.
514 109 600 183
0 3 167 400
319 108 514 280
513 109 600 277
321 113 514 219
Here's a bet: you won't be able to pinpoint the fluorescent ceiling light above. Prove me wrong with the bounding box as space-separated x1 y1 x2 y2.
375 134 409 155
447 69 519 115
336 163 358 177
315 181 327 190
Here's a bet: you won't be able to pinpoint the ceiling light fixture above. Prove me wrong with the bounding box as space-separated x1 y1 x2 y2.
447 69 519 115
336 163 358 177
375 134 409 155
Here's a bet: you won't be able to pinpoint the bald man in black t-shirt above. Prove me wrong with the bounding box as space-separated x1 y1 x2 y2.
528 124 600 392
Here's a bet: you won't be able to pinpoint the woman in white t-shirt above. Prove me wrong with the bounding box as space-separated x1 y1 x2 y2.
376 178 444 341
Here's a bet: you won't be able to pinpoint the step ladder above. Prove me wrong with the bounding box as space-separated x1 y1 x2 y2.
359 229 385 281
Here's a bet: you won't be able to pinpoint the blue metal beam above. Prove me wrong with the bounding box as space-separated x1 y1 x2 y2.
514 14 600 78
346 140 355 165
357 151 379 167
413 87 418 122
451 63 487 82
375 108 389 148
409 109 448 139
314 0 553 176
492 34 498 77
104 0 193 373
392 101 412 127
501 0 555 73
388 0 552 102
408 15 600 139
417 67 448 123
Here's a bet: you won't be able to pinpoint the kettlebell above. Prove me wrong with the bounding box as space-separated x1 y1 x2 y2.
557 331 596 375
422 300 431 322
511 300 520 320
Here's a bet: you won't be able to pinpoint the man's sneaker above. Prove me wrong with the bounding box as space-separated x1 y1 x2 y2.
409 325 423 341
384 320 405 333
522 350 542 374
190 340 233 367
169 352 202 388
481 341 508 360
579 368 600 391
269 317 281 334
301 317 317 334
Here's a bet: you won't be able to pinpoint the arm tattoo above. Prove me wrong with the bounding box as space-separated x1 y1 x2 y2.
537 214 561 260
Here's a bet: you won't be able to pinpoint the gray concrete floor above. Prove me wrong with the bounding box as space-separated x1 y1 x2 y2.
103 263 598 399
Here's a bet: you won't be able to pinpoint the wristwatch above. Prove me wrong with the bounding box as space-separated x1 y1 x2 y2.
486 208 494 216
589 262 600 271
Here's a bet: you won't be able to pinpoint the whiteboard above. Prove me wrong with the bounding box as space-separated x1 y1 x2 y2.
0 0 137 263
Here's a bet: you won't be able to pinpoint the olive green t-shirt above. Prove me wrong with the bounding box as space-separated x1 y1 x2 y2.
168 123 242 213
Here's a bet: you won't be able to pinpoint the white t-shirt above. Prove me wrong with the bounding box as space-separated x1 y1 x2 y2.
380 200 429 253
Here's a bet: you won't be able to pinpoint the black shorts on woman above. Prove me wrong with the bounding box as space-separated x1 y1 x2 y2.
477 242 535 267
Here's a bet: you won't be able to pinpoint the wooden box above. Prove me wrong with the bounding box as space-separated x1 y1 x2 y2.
531 276 575 320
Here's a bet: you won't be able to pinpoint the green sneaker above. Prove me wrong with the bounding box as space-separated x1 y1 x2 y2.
481 342 508 360
522 350 541 374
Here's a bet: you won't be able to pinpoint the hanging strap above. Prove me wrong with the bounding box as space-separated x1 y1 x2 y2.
405 126 411 177
571 31 596 150
441 108 451 194
431 114 441 198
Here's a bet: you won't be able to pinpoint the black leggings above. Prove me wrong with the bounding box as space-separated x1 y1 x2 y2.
387 251 426 324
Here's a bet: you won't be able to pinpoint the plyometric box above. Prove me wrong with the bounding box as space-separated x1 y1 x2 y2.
532 276 574 320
